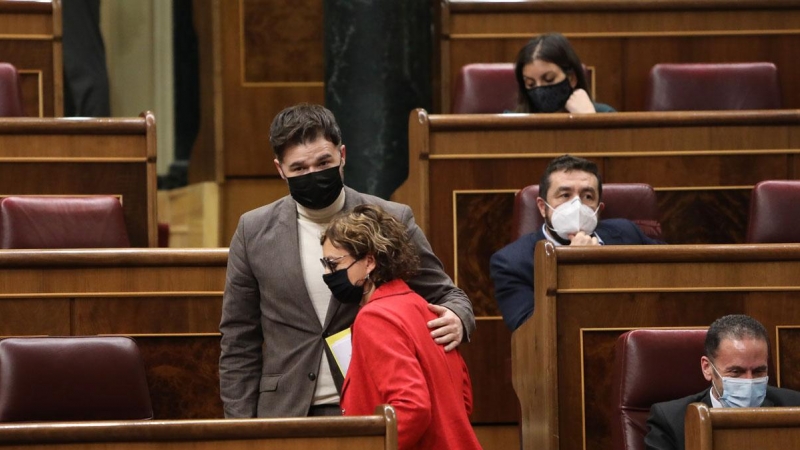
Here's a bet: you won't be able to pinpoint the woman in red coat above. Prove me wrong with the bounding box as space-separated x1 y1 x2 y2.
320 204 482 450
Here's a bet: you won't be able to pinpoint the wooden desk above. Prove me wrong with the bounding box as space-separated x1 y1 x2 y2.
394 109 800 316
0 248 514 450
0 113 158 246
685 403 800 450
436 0 800 112
0 0 62 116
0 248 228 419
512 242 800 450
0 405 397 450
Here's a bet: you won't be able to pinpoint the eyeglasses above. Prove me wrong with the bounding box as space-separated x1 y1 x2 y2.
320 254 361 273
320 254 349 273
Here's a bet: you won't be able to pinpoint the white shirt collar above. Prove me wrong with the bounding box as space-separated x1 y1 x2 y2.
296 188 346 223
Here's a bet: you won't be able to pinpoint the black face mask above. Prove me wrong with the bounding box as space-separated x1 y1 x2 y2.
322 261 367 305
286 165 344 209
526 77 573 113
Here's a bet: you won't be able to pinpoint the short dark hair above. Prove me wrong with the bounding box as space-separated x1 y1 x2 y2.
514 33 591 113
538 154 603 201
705 314 769 360
269 103 342 161
321 204 420 287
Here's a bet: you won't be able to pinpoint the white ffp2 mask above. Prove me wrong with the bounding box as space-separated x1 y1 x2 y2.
546 196 599 240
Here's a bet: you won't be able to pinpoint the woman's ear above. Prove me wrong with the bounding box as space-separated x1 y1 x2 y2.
568 71 578 89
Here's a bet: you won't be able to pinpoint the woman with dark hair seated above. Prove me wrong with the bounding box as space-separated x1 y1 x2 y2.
320 204 482 450
515 32 615 113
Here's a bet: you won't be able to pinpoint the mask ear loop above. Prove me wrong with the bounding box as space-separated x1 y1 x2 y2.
709 362 724 399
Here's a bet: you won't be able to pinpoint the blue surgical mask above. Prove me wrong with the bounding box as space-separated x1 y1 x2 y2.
711 362 768 408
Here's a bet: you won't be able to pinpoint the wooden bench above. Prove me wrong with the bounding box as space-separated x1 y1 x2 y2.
394 109 800 319
685 403 800 450
0 0 62 116
436 0 800 112
0 113 157 246
0 405 397 450
0 248 517 449
512 242 800 450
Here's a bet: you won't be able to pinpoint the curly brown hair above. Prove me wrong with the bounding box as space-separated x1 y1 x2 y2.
321 204 419 286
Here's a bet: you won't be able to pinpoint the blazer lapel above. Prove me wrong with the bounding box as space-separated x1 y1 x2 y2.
275 198 321 329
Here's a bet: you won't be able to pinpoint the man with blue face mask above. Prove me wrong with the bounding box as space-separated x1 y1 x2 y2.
490 154 663 331
645 315 800 450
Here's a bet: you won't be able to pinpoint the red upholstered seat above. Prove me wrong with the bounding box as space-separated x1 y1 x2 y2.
0 196 130 249
746 180 800 243
645 62 782 111
510 183 662 241
451 63 518 114
610 329 709 450
0 336 153 421
0 62 24 117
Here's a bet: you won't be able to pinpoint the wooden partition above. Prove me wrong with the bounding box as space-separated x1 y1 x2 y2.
0 405 397 450
394 109 800 318
436 0 800 112
0 113 158 246
685 403 800 450
0 249 228 419
0 248 515 449
512 242 800 450
0 0 62 117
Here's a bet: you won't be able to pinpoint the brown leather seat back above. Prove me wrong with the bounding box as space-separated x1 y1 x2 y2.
645 62 782 111
610 329 709 450
0 63 24 117
0 196 130 248
0 336 153 421
746 180 800 243
452 63 518 113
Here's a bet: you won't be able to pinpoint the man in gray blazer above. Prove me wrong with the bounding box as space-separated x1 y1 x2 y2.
219 103 475 418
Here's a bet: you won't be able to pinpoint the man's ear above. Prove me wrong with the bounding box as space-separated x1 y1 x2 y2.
274 159 286 180
597 202 605 215
339 145 346 167
700 356 714 382
536 197 547 218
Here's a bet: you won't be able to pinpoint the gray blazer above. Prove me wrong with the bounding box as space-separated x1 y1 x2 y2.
219 186 475 418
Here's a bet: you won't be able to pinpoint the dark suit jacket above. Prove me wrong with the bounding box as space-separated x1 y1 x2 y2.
645 386 800 450
219 187 475 418
490 218 663 331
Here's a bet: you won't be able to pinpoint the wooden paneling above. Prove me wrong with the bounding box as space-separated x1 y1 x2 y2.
685 404 800 450
0 114 158 247
0 0 62 116
0 405 398 450
0 249 228 419
222 177 289 244
513 243 800 450
437 0 800 113
0 249 507 428
190 0 324 180
394 110 800 315
188 0 323 246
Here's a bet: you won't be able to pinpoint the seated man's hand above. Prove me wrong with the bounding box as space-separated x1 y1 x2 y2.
426 304 464 352
569 231 600 246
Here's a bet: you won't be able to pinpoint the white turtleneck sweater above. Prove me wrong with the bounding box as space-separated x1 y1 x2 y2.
296 188 346 406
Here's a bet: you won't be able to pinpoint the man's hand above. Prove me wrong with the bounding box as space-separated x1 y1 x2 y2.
569 231 600 246
426 304 464 352
565 88 597 114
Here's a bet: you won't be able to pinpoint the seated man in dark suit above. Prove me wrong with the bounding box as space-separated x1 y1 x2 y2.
490 154 663 331
645 314 800 450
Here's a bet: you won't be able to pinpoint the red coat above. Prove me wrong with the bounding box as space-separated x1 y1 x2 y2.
341 280 482 450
